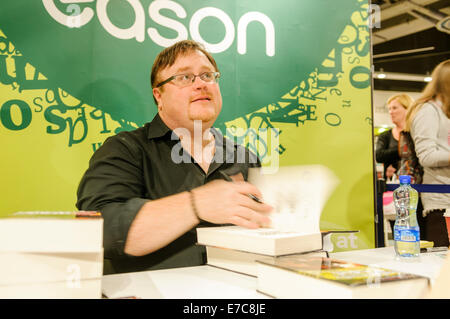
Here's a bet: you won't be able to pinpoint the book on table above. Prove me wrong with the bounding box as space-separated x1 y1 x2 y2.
201 230 358 276
0 251 104 286
205 245 327 277
0 211 103 299
0 211 103 252
197 226 323 256
197 165 340 262
0 278 102 299
256 255 430 299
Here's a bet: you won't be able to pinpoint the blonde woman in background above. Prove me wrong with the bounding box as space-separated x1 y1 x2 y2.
376 94 414 180
376 94 415 236
405 59 450 247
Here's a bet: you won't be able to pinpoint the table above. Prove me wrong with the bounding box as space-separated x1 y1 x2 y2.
102 264 269 299
101 247 447 299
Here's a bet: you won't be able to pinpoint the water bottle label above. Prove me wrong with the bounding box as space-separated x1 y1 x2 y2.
394 227 420 242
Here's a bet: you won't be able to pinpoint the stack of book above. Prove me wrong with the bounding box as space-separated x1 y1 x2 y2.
196 165 430 298
196 165 340 277
197 226 327 276
0 211 103 298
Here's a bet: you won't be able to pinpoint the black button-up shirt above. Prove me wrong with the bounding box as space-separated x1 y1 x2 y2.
76 113 259 274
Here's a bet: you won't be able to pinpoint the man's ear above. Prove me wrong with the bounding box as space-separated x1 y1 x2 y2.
153 87 162 111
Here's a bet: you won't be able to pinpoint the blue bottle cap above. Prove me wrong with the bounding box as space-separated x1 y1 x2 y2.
399 175 411 184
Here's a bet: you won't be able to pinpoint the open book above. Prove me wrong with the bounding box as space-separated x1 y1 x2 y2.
196 165 339 256
248 164 339 233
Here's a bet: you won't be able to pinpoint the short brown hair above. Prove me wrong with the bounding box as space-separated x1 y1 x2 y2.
151 40 219 89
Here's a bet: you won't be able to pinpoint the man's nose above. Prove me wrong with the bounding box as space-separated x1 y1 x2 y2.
192 75 207 89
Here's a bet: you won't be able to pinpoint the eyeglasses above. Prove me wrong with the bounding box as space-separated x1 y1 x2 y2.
156 71 220 88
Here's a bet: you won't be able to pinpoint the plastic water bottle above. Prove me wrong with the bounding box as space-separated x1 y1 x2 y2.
393 175 420 259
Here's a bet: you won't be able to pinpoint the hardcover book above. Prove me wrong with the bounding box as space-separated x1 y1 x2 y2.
0 251 103 285
197 226 323 256
0 211 103 298
256 255 430 299
205 245 327 277
0 211 103 252
0 278 102 299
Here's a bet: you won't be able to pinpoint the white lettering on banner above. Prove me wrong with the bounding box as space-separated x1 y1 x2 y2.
190 7 235 54
238 12 275 56
41 0 276 56
148 0 188 47
97 0 145 42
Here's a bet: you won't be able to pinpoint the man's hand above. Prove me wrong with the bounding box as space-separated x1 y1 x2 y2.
191 179 273 229
124 176 273 256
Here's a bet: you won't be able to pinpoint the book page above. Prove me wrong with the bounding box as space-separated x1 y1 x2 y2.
214 226 305 238
248 165 339 233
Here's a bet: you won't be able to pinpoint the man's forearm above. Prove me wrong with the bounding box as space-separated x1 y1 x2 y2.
124 191 199 257
123 179 273 257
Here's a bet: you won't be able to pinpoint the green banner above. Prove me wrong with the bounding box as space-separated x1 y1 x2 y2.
0 0 375 251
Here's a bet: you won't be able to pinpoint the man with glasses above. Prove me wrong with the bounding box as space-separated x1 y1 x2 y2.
76 40 272 274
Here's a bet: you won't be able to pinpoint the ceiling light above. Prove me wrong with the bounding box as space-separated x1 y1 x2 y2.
373 71 434 82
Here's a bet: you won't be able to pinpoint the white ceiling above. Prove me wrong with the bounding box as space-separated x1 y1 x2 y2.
372 0 450 45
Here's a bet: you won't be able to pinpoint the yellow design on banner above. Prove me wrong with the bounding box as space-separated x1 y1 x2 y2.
0 29 132 214
224 2 374 250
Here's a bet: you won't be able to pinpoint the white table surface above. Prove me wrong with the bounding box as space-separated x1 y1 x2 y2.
101 246 447 299
102 264 270 299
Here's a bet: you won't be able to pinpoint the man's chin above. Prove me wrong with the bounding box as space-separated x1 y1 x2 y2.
188 110 217 123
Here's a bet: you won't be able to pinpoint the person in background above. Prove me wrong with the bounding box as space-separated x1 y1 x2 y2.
405 59 450 247
376 94 414 181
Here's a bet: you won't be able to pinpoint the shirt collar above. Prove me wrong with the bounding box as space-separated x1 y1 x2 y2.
146 113 172 139
146 113 234 159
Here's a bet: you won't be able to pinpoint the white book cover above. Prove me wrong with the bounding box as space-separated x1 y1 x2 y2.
0 211 103 252
197 226 323 256
0 250 103 285
0 278 102 299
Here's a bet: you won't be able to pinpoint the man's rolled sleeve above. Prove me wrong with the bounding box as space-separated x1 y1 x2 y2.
99 198 149 258
76 133 148 258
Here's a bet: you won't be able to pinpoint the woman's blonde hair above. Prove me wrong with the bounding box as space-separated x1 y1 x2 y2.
405 59 450 132
386 93 414 110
